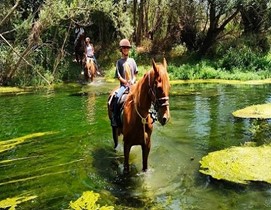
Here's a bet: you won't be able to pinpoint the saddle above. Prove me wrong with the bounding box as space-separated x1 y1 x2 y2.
109 89 129 126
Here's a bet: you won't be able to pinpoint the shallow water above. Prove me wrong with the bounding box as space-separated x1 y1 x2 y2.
0 79 271 209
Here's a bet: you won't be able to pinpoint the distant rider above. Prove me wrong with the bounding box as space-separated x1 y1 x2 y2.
85 37 99 71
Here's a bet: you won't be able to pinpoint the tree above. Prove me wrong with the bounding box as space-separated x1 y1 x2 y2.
0 0 133 85
197 0 241 56
240 0 269 34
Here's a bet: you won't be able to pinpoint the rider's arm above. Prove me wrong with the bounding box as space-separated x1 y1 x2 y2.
118 75 128 86
91 44 95 54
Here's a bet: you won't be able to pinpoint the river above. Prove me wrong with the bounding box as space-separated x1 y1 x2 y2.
0 79 271 209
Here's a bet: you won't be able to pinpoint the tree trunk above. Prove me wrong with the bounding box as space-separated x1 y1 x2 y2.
133 0 137 43
240 0 268 34
136 0 145 45
198 2 240 56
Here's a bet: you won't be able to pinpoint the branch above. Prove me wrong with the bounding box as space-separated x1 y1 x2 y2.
0 34 51 86
0 0 21 28
219 8 240 31
52 21 72 74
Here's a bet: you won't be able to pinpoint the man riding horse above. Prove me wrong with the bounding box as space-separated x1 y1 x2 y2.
110 39 138 127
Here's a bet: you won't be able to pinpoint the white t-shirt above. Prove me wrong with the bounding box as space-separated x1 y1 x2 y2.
86 44 94 57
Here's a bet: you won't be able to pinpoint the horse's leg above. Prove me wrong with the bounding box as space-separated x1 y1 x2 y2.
87 65 91 78
84 62 90 82
90 67 94 82
142 138 151 172
80 55 84 70
123 141 131 173
84 65 88 81
112 126 118 149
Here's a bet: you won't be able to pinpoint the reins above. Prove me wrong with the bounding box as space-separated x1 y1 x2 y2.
133 69 169 143
134 102 148 143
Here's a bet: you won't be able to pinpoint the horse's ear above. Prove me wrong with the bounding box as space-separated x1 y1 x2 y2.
152 59 159 76
163 58 167 70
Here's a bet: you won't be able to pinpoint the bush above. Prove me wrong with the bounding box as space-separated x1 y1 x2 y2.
216 46 271 72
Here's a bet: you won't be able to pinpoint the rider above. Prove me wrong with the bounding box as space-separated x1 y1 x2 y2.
111 38 138 127
85 37 99 70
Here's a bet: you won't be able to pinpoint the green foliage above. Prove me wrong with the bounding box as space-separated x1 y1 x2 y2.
39 0 69 28
168 44 187 58
167 62 219 80
0 44 11 75
1 0 271 86
216 46 271 72
167 59 271 81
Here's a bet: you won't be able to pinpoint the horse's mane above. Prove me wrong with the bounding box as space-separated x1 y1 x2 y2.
130 62 169 107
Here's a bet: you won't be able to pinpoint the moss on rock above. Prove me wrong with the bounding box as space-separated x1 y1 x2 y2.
199 145 271 184
232 103 271 119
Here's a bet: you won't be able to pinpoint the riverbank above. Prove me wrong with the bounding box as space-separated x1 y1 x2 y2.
1 77 271 95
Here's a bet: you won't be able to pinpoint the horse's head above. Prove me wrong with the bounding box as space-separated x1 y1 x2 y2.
75 33 85 50
151 58 170 125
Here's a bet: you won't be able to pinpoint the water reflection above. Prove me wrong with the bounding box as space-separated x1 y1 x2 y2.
86 93 96 124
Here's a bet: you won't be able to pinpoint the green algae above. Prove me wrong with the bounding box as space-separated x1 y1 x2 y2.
170 78 271 85
199 145 271 184
69 191 114 210
232 103 271 119
0 194 37 209
0 132 57 154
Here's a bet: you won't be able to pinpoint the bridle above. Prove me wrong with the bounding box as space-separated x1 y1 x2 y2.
147 71 169 112
133 70 169 143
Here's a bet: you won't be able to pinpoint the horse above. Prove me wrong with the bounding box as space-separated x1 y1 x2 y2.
107 58 170 173
74 33 85 68
84 57 96 82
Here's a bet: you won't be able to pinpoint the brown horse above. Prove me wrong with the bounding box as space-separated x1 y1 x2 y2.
107 58 170 173
74 33 85 68
85 58 96 82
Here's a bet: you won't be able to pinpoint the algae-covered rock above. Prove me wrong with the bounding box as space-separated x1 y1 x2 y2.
232 103 271 119
199 145 271 184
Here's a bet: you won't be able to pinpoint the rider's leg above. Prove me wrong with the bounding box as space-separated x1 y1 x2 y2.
93 55 99 71
111 96 118 127
111 86 126 127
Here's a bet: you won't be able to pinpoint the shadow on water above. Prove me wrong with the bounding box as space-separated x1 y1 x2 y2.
92 146 154 208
